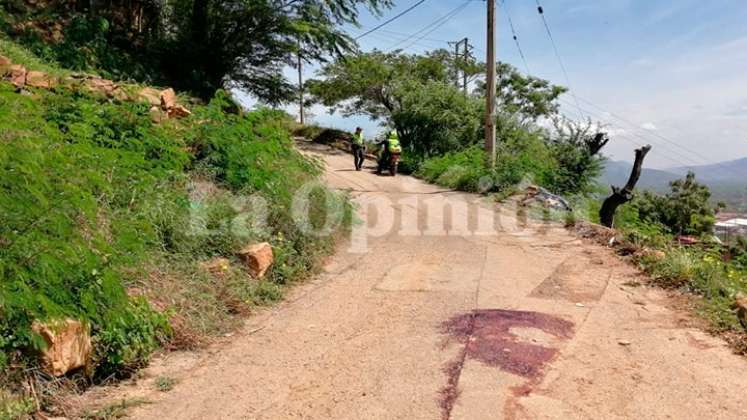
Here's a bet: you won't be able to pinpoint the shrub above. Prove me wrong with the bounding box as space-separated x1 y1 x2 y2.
11 14 152 82
640 246 746 331
417 147 489 192
187 92 352 286
636 172 722 236
292 124 324 140
0 83 183 378
391 80 482 158
0 80 351 383
544 119 607 195
312 128 351 145
0 389 34 420
728 237 747 271
416 121 555 194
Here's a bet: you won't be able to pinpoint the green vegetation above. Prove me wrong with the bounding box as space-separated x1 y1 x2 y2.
577 174 747 351
308 49 605 197
0 389 34 420
81 398 150 420
2 1 745 415
0 81 180 377
635 172 724 236
0 38 350 412
1 0 392 101
155 376 177 392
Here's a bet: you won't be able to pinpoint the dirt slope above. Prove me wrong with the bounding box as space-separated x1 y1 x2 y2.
122 142 747 419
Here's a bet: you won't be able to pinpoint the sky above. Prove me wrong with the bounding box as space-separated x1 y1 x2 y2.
237 0 747 169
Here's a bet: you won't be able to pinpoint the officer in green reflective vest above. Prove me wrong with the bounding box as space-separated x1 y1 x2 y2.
389 130 402 152
377 129 402 174
351 127 365 171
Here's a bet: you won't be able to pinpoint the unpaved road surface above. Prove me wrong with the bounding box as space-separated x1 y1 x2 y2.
127 142 747 419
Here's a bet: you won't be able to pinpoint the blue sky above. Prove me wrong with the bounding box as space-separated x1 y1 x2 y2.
239 0 747 169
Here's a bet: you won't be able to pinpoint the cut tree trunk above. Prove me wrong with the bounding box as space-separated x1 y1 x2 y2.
599 145 652 228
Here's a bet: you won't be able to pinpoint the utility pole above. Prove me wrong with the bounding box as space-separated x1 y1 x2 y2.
485 0 497 166
452 38 473 95
297 40 305 125
462 39 470 96
450 40 461 88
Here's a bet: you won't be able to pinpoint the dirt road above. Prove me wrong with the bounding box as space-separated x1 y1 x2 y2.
128 142 747 419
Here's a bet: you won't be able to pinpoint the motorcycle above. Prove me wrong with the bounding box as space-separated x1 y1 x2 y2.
388 153 400 176
377 152 400 176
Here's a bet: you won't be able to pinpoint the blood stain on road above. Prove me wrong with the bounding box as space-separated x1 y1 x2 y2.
438 309 574 419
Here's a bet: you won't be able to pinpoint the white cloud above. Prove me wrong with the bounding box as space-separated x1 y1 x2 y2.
629 58 654 68
640 122 658 131
606 127 628 136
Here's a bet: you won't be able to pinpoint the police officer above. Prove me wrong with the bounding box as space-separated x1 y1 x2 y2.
377 129 402 174
351 127 365 171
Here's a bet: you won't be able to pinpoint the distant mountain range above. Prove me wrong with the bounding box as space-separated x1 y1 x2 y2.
667 158 747 182
598 157 747 211
599 157 747 191
599 161 680 191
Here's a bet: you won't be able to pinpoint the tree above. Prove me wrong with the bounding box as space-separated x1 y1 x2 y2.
307 50 483 157
392 80 482 157
473 62 567 122
636 171 724 236
159 0 393 101
545 117 609 195
307 50 567 157
307 49 452 118
3 1 392 102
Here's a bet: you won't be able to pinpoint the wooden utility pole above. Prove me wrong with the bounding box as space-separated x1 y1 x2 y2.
485 0 497 166
297 40 305 125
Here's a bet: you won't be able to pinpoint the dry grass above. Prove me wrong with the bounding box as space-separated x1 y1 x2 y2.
131 257 269 350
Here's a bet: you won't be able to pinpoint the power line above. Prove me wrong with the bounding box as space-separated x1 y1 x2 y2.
363 3 740 178
364 31 446 52
363 28 452 44
355 0 429 40
357 0 726 173
574 96 747 178
534 0 584 119
576 97 709 165
557 97 718 169
400 2 472 51
499 3 739 174
504 0 710 166
499 0 531 75
388 1 473 52
561 103 685 168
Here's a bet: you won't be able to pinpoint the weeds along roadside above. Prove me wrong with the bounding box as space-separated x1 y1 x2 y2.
303 121 747 356
384 126 747 355
0 51 352 416
562 197 747 353
508 191 747 355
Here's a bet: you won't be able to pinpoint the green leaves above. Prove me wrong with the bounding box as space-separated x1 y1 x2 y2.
0 84 185 377
636 172 719 236
0 72 349 380
494 62 567 121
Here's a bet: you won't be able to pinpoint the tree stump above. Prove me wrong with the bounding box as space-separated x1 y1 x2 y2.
599 145 651 228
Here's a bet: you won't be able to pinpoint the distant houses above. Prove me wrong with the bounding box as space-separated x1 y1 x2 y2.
715 218 747 242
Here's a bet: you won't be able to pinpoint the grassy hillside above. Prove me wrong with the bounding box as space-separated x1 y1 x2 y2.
0 38 350 416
